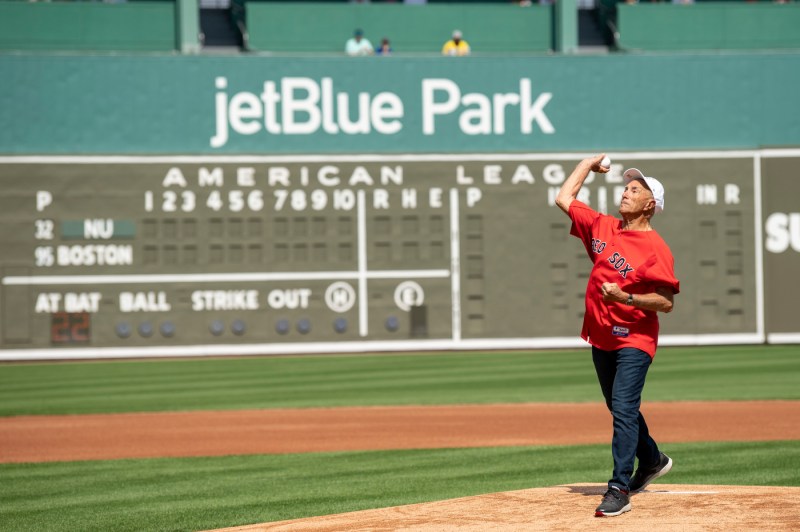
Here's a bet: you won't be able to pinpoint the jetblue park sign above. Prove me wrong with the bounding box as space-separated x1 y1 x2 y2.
210 77 554 148
1 53 799 154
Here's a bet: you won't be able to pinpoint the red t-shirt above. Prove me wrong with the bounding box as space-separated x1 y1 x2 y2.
568 200 680 357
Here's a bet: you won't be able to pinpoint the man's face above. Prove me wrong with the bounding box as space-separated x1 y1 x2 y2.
619 179 655 215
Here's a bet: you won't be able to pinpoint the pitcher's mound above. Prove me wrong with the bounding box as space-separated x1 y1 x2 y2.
213 484 800 531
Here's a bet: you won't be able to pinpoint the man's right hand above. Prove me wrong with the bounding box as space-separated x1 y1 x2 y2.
555 153 610 214
589 154 611 174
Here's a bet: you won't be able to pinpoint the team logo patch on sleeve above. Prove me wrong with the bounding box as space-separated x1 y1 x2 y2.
612 326 630 338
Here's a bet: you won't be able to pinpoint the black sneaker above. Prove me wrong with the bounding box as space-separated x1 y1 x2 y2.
629 452 673 493
594 486 631 517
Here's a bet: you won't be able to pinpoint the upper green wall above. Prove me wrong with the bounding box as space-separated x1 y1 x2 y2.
618 3 800 51
245 3 552 53
1 52 798 154
0 2 176 52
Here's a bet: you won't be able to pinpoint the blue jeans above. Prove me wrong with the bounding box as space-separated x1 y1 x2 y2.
592 346 661 492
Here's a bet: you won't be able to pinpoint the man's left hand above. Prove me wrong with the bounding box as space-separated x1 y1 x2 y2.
601 282 626 303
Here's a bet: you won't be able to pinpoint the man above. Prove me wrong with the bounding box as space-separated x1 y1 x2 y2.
555 154 679 517
345 29 374 56
442 30 470 56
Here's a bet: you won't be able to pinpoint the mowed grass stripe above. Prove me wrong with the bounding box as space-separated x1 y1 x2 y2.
1 440 799 532
0 358 591 413
1 345 798 416
0 350 594 415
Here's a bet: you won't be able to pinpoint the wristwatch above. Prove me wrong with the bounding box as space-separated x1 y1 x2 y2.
626 293 634 306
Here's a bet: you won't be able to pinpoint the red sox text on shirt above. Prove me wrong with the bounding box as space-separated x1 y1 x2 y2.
590 238 635 279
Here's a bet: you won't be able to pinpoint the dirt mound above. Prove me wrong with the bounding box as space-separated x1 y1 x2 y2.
213 484 800 531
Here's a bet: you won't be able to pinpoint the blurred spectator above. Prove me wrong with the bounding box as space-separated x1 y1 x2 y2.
442 30 470 56
345 29 374 56
376 38 393 55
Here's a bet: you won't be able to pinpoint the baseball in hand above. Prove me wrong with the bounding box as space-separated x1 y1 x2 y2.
600 156 611 168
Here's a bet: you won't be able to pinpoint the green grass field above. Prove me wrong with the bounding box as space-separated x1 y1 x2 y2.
1 345 799 416
1 344 799 531
2 442 799 532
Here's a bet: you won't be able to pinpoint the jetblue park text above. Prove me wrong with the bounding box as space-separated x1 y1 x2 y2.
210 77 555 148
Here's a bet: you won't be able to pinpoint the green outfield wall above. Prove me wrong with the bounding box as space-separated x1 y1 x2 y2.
1 51 799 358
1 149 799 358
244 3 552 53
1 52 799 154
618 3 800 51
0 2 177 52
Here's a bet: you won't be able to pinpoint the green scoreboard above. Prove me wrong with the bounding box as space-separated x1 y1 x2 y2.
0 151 781 359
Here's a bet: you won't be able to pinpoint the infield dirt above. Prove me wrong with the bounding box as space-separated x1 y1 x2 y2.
1 400 799 463
4 400 799 530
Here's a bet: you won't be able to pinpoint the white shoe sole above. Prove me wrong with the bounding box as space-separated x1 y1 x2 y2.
633 455 673 493
595 503 632 517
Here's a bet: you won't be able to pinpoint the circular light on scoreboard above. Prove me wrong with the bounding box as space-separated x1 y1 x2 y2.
275 319 290 335
159 321 176 338
209 320 225 336
296 318 311 334
138 322 154 338
333 317 348 333
231 319 246 336
115 322 132 339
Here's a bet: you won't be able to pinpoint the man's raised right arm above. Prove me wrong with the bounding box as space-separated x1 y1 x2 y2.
555 154 609 215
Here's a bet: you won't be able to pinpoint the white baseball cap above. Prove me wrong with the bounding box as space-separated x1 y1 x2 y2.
623 168 665 213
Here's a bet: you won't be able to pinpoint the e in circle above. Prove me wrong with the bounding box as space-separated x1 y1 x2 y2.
394 281 424 312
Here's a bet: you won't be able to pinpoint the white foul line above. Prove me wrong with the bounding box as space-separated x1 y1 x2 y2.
642 491 719 495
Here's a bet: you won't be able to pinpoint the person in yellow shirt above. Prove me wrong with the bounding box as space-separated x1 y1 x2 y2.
442 30 471 56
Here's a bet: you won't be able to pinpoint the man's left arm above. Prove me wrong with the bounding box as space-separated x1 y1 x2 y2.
600 283 674 313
